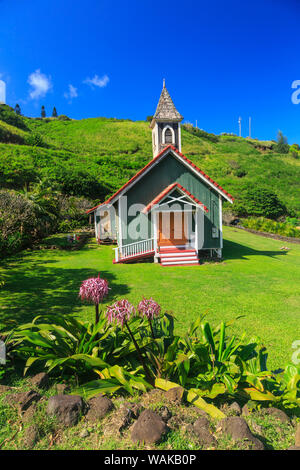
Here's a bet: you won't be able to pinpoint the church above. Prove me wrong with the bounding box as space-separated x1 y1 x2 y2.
87 82 234 266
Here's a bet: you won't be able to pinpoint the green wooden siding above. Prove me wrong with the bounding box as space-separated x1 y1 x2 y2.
119 151 221 248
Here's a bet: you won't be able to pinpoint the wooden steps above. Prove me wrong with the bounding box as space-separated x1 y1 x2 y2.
159 247 199 266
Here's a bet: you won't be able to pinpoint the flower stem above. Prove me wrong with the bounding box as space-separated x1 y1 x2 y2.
95 303 100 325
125 322 154 386
148 318 155 339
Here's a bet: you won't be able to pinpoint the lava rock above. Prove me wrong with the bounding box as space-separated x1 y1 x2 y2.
30 372 49 390
227 402 242 416
86 394 114 422
165 387 184 404
221 416 264 450
263 407 290 424
22 404 37 423
7 390 41 412
250 420 263 435
159 406 172 422
55 383 69 394
131 409 168 444
242 404 250 416
46 394 83 427
24 424 39 448
79 429 89 438
193 417 217 448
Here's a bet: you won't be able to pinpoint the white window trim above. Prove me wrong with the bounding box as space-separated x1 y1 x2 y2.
162 125 175 145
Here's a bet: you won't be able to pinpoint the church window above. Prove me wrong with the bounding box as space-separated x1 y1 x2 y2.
164 127 173 144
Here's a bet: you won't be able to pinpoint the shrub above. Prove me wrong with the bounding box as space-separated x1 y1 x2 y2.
0 104 28 131
242 217 300 238
57 114 71 121
286 217 299 227
0 189 59 257
52 167 110 199
275 131 289 154
25 132 46 147
233 186 286 219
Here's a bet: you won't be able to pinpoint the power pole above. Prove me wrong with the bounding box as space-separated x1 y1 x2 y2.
195 120 198 129
249 117 252 138
238 117 242 137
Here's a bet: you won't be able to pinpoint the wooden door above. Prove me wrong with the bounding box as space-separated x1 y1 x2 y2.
158 212 187 246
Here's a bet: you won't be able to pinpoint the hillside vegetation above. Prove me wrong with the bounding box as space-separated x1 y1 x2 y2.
0 104 299 214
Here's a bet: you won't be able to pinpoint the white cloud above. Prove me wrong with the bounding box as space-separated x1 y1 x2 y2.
83 74 109 89
28 69 52 100
0 79 6 103
64 84 78 102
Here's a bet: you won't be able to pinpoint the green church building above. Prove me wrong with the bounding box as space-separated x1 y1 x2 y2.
87 83 234 266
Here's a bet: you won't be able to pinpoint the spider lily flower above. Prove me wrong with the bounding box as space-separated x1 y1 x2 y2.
79 274 109 324
137 297 161 320
79 275 109 305
106 299 135 328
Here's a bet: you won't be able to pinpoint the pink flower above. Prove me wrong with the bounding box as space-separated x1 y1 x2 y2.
79 275 109 305
106 299 135 328
137 297 161 320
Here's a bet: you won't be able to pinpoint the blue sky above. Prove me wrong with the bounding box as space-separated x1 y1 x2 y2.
1 0 300 142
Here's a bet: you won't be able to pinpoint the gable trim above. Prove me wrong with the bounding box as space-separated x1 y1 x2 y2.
142 182 209 214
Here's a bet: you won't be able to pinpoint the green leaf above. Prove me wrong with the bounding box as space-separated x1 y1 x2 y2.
186 390 226 419
71 379 122 400
24 357 40 375
202 322 216 355
242 387 277 401
218 322 225 361
155 378 181 391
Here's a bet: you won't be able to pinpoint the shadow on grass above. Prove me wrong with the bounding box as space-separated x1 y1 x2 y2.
223 239 288 260
0 249 129 325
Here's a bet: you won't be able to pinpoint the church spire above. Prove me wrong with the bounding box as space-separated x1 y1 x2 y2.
150 82 183 158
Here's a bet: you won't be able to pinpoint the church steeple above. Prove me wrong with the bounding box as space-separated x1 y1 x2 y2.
150 81 183 158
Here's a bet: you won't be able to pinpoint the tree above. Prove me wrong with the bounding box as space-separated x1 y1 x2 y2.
41 106 46 118
276 130 289 154
52 107 58 118
15 104 21 115
233 186 286 220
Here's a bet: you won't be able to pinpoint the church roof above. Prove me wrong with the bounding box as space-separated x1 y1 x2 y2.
86 145 234 214
153 83 183 122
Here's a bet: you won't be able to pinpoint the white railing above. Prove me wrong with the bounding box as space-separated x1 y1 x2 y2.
114 238 155 263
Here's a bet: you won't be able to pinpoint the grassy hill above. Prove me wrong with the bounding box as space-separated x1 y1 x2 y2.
0 104 300 215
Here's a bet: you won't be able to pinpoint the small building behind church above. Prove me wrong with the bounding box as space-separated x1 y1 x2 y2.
87 83 234 266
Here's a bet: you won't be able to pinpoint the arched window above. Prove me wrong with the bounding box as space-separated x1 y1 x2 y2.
165 128 173 144
162 125 175 144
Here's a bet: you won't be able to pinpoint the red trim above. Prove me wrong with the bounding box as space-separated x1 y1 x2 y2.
142 182 209 214
86 145 234 214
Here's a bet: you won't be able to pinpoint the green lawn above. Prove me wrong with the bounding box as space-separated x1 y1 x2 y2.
0 226 299 369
